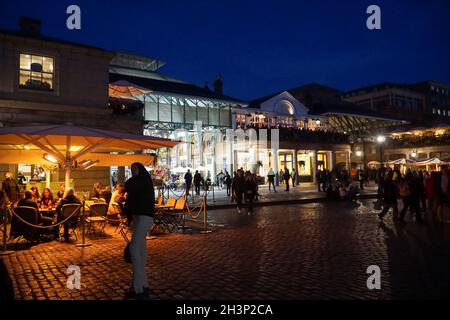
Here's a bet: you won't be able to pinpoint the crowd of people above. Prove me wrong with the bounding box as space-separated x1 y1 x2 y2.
0 171 129 242
376 166 449 224
230 168 259 214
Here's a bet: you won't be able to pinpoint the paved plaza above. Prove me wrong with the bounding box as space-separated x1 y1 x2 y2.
2 198 449 300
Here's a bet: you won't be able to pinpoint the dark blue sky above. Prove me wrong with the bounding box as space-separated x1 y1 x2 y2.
1 0 449 100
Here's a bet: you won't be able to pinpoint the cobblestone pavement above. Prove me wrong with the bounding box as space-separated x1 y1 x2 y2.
2 199 449 300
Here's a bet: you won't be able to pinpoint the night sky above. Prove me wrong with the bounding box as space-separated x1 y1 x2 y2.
1 0 449 100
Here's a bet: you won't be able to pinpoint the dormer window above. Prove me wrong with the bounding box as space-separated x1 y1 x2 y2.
19 53 54 91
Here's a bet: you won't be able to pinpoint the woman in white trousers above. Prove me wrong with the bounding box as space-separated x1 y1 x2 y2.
124 162 155 299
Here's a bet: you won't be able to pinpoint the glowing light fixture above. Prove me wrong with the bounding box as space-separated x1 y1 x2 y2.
315 120 321 125
43 153 58 164
83 160 99 170
411 151 417 158
69 146 83 152
356 150 363 157
376 135 386 143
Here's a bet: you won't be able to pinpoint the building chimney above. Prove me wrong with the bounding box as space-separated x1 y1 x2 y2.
214 75 223 95
19 17 42 36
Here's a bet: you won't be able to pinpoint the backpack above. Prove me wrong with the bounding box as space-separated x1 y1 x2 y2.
399 182 410 197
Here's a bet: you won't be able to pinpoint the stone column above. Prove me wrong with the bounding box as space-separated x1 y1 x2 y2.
311 150 317 183
186 131 191 167
272 147 279 186
293 149 298 185
346 151 351 171
330 151 336 171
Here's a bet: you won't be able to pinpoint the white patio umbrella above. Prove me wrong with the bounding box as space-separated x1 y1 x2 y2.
0 124 179 188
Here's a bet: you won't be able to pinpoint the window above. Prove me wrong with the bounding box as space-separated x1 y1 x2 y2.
19 53 54 91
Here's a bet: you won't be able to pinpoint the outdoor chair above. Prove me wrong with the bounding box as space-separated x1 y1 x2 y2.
155 196 164 206
60 204 81 240
108 202 125 232
86 203 108 236
169 197 189 230
153 198 178 232
10 206 41 242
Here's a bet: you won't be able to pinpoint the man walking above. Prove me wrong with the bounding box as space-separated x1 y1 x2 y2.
231 169 245 214
267 167 276 193
184 169 192 196
283 167 290 192
193 170 202 196
224 171 232 196
291 169 296 188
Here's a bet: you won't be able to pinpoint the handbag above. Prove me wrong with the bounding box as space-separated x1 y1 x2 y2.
123 242 132 263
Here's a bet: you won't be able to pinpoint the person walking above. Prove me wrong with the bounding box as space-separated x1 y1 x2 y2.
378 171 399 220
358 169 365 190
283 167 290 192
436 166 450 223
193 170 202 196
184 169 192 196
316 169 323 192
399 171 423 224
224 171 232 196
124 162 155 299
417 171 427 214
231 169 245 214
244 172 257 214
267 168 276 193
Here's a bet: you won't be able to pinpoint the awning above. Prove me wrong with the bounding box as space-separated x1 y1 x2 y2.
410 157 446 166
0 124 179 187
0 150 154 167
386 158 416 165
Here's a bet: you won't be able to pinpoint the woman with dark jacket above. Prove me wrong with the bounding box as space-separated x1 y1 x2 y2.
244 172 258 214
124 162 155 299
56 188 81 240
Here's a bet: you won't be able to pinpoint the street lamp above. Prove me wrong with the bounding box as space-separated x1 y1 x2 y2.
411 151 417 158
356 150 363 157
376 135 386 143
376 135 385 166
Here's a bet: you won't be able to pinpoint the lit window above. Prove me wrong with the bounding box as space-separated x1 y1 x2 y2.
432 108 436 114
19 53 54 91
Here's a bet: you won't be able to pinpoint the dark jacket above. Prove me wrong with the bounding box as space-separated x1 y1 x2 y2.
382 180 398 204
56 195 81 216
193 172 202 186
2 179 19 203
124 174 155 218
184 172 193 186
17 198 39 211
231 176 245 195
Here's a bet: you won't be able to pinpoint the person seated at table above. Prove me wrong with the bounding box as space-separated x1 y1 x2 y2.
17 190 39 211
56 188 81 241
89 182 103 200
30 186 40 202
101 186 112 204
39 188 54 209
109 183 126 212
56 184 65 199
